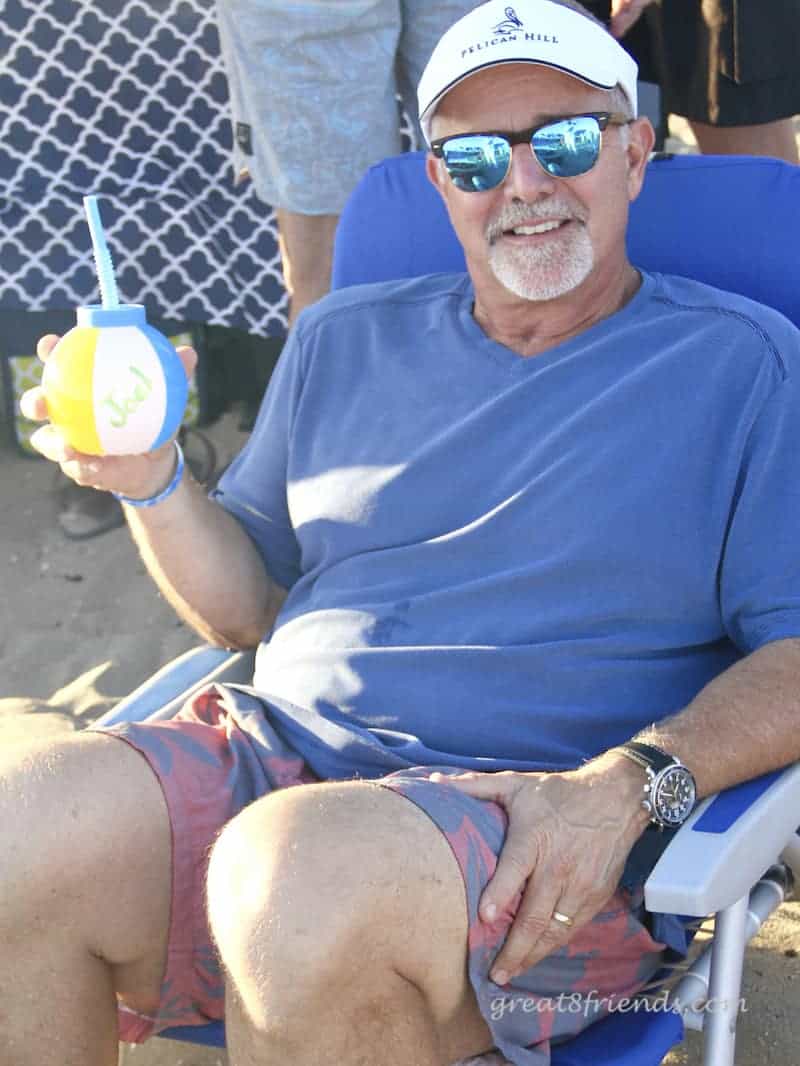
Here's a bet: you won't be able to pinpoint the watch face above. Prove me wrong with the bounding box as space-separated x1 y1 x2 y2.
652 765 697 827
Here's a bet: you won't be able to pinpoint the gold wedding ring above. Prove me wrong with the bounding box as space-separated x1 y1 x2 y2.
551 909 574 927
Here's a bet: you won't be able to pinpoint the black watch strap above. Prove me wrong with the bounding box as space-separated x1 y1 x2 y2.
615 741 677 773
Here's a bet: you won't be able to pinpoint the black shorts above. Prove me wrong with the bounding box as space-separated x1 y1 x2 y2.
653 0 800 125
586 0 800 126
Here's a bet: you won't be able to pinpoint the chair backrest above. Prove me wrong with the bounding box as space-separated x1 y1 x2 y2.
328 151 800 1066
332 151 800 329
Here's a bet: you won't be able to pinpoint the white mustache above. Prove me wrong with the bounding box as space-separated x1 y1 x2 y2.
486 200 587 244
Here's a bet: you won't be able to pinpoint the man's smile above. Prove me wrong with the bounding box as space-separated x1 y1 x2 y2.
487 199 586 247
502 218 573 241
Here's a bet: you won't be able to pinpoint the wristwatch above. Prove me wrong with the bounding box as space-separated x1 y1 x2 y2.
615 741 697 829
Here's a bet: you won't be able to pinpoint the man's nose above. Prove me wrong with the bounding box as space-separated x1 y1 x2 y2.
504 141 557 200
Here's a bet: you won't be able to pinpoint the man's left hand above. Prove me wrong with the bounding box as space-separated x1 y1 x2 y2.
431 758 649 984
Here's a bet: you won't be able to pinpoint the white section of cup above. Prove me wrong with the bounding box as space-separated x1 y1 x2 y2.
92 326 168 455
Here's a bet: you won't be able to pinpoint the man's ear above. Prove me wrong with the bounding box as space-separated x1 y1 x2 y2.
625 116 656 202
425 152 447 197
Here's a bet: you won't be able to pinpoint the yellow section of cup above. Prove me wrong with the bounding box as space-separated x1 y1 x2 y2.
42 326 104 455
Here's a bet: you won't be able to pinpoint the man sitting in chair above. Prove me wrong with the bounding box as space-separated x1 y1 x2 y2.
10 1 800 1064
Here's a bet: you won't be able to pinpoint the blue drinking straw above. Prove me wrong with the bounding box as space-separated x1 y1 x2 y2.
83 195 120 310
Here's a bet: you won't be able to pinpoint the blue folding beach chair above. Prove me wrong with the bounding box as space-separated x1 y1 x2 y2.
100 151 800 1065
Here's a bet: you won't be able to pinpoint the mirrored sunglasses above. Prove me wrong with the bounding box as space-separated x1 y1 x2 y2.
430 112 631 192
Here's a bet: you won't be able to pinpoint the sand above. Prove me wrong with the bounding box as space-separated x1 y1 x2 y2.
2 117 799 1064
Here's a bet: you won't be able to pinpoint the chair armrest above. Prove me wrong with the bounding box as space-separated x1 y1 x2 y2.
95 646 257 728
645 762 800 916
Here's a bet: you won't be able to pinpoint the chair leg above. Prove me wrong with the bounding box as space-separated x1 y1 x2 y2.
780 830 800 882
702 894 749 1066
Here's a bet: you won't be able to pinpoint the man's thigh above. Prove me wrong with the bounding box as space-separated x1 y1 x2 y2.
0 730 171 1015
91 683 320 1041
208 775 494 1060
382 770 666 1061
210 770 665 1063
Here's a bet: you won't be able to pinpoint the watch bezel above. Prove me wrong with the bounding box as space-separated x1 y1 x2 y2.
649 762 697 828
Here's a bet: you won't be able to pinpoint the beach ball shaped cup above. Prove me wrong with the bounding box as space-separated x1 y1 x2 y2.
42 305 188 456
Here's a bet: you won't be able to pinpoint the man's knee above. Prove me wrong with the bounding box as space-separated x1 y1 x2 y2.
207 783 397 972
207 781 470 1020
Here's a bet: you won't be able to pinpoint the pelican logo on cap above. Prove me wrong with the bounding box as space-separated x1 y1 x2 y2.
493 5 523 35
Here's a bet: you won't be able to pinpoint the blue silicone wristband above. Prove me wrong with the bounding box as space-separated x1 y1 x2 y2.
112 440 185 508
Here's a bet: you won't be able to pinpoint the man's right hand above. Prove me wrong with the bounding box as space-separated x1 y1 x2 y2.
21 334 197 502
23 333 282 648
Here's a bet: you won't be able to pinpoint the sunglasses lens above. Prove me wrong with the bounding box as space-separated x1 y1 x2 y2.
532 116 602 178
441 135 511 192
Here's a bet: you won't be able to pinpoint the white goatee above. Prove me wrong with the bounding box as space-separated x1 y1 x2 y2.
486 199 593 301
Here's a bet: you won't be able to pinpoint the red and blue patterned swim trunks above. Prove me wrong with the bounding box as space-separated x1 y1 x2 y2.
95 684 669 1066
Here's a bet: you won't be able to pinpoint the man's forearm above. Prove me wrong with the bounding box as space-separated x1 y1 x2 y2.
636 637 800 797
124 473 286 649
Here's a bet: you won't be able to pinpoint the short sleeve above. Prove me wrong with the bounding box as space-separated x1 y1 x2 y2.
210 326 307 591
720 352 800 652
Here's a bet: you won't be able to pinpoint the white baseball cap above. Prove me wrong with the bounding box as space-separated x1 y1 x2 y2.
417 0 638 143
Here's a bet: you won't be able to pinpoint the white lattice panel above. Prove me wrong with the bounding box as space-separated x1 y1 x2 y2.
0 0 288 336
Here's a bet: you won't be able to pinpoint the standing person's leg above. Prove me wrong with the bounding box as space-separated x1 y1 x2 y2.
274 211 340 326
216 0 407 322
688 118 799 163
276 0 483 326
0 732 172 1066
649 0 800 164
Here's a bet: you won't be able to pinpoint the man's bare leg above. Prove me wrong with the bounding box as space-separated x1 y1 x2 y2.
689 117 799 164
274 209 340 325
208 781 494 1065
0 733 172 1066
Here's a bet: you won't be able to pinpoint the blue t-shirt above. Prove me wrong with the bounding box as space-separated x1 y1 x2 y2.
213 270 800 780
